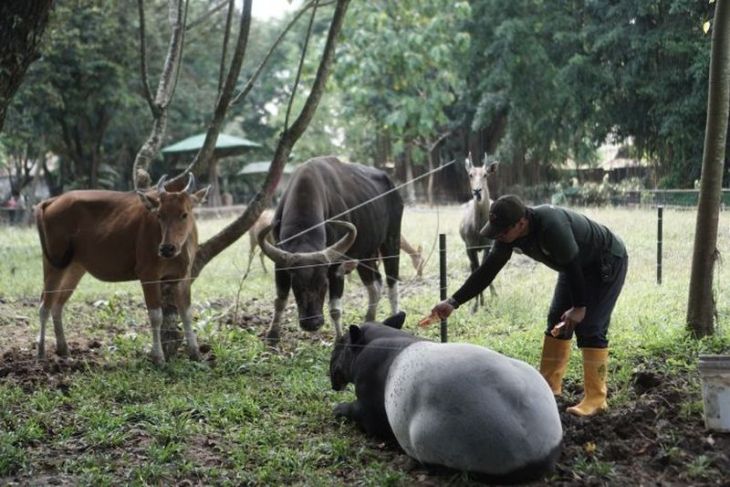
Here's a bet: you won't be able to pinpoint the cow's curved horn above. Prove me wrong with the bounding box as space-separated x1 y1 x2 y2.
257 224 287 265
321 221 358 262
258 220 358 266
156 174 168 194
183 173 195 194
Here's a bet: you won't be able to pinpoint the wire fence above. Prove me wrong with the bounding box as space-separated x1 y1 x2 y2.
2 184 730 369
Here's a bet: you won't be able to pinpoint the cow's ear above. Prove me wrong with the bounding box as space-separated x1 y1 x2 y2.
348 325 362 343
191 185 210 206
137 191 160 212
383 311 406 329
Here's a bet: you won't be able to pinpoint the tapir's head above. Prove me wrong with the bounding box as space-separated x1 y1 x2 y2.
329 312 407 391
330 325 361 391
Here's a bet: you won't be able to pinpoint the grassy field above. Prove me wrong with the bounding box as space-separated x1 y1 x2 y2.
1 205 729 485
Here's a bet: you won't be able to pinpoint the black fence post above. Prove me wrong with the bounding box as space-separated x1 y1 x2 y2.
657 205 663 285
439 233 448 343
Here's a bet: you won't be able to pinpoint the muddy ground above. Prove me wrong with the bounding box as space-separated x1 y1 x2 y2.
1 295 729 486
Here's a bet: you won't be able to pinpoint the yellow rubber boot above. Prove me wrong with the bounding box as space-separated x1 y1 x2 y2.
539 335 572 395
567 348 609 416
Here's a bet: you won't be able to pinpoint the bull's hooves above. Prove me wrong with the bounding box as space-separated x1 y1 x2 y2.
55 347 70 357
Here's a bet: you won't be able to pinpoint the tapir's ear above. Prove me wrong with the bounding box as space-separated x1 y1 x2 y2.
348 325 362 343
383 311 406 329
137 191 160 212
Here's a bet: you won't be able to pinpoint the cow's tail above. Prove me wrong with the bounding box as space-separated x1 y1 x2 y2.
35 198 73 269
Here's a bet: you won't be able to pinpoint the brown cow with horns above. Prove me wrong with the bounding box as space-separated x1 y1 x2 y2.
34 174 209 364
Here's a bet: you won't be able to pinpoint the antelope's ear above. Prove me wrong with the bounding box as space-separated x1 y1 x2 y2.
137 191 160 211
487 161 499 174
464 154 473 171
383 311 406 329
192 185 211 205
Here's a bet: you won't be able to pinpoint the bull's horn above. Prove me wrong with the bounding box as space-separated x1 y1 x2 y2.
258 220 358 267
321 221 357 262
183 173 195 194
156 174 168 194
257 224 288 265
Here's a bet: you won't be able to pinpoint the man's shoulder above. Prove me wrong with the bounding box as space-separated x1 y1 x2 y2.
532 204 571 226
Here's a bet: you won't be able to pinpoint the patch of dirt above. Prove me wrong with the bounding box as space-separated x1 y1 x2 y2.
0 342 108 393
553 372 730 485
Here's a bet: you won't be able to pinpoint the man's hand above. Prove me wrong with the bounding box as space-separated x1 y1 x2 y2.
420 299 456 327
556 306 586 336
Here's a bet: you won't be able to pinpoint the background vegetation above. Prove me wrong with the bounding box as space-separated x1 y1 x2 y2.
0 0 723 203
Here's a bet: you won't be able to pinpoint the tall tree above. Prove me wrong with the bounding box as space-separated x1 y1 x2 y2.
585 0 714 188
145 0 353 356
333 0 471 201
687 0 729 338
0 1 55 132
4 1 145 190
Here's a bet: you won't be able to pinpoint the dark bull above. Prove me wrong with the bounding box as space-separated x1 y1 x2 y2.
258 156 403 343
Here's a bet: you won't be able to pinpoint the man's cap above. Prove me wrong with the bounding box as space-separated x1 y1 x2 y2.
480 195 526 238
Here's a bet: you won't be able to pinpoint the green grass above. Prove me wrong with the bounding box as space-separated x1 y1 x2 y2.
1 205 729 484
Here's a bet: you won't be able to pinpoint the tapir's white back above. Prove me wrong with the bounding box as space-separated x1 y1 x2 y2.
384 342 562 475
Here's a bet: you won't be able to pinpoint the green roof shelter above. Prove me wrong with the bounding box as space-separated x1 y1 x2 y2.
161 133 262 159
161 132 263 207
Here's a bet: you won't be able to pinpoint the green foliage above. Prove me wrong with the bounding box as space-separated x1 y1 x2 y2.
332 0 471 164
467 0 715 188
1 0 719 196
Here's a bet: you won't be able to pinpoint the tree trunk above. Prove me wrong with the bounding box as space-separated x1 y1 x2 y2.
403 144 416 204
426 147 435 206
207 157 222 207
0 0 54 132
132 0 187 188
162 0 352 357
687 0 730 338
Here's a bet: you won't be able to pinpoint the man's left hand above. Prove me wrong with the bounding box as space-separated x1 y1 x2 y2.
559 306 586 334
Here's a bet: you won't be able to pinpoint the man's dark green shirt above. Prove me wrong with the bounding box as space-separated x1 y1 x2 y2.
451 205 626 308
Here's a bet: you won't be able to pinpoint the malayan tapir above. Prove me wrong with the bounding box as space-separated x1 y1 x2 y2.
329 312 563 483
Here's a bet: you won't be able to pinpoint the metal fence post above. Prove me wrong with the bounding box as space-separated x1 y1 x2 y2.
439 233 448 343
657 205 663 285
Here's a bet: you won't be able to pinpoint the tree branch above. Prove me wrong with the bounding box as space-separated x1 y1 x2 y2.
132 0 188 189
230 0 333 107
284 1 318 130
217 0 235 94
174 0 252 184
137 0 156 115
186 0 228 31
192 0 352 277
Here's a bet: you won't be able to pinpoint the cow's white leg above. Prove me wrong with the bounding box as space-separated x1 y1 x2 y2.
181 306 202 361
51 305 69 357
148 308 165 365
329 297 343 339
387 281 399 315
365 281 382 322
37 305 50 359
267 296 288 344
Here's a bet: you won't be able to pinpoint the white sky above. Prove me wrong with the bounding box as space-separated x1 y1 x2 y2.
251 0 300 20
